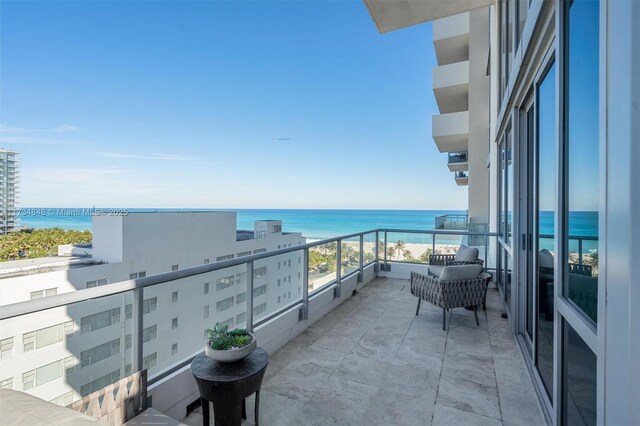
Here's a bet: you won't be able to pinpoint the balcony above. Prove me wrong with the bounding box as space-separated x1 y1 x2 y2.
0 229 544 425
455 171 469 186
432 111 469 153
433 12 470 66
447 151 469 172
433 61 469 114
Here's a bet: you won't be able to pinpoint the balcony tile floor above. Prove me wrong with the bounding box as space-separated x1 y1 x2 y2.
185 277 545 426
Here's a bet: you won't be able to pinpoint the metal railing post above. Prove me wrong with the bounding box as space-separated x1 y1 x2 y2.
578 239 583 266
302 248 309 320
374 231 379 274
245 261 254 332
358 234 364 283
383 231 388 269
432 233 436 257
335 240 342 298
133 286 144 372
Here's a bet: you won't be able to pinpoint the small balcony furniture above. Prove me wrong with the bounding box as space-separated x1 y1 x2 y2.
427 244 484 278
411 265 488 330
191 348 269 426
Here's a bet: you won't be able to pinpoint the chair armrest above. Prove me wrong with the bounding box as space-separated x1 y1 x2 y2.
429 254 455 265
445 259 484 267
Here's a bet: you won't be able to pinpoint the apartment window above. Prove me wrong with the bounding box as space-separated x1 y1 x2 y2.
216 276 234 291
288 275 291 283
30 287 58 299
0 377 13 390
204 305 210 319
204 258 210 264
235 272 246 285
23 322 73 351
298 257 301 264
253 266 266 278
81 308 120 334
125 334 132 350
172 318 178 329
81 339 120 367
171 343 178 355
277 262 281 270
277 296 281 303
277 279 281 287
50 390 74 407
277 245 281 249
126 304 133 319
204 282 210 294
143 297 157 314
253 303 266 316
0 337 14 360
236 292 246 304
273 225 281 233
143 353 157 369
253 248 266 254
130 271 146 279
23 357 73 389
171 264 179 271
220 317 234 328
216 254 233 261
254 285 266 297
217 297 234 312
143 325 157 343
237 251 251 257
81 369 120 397
172 291 179 303
86 279 108 288
125 364 132 375
236 312 246 325
288 260 291 267
288 291 291 299
298 272 301 279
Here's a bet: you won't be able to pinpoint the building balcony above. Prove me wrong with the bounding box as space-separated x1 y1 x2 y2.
455 171 469 186
433 12 470 66
432 111 469 153
433 61 469 114
0 228 543 425
447 151 469 172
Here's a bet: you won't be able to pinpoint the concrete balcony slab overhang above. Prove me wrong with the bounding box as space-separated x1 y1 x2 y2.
432 111 469 153
455 175 469 186
433 12 470 65
448 160 469 172
433 61 469 113
363 0 493 34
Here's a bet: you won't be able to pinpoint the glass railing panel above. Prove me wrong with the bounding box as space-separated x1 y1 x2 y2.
252 250 304 323
308 243 337 292
0 292 133 407
340 237 360 278
362 232 377 265
384 231 432 263
142 265 247 376
433 233 465 257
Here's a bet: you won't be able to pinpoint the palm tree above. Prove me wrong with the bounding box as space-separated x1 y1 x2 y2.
394 240 406 260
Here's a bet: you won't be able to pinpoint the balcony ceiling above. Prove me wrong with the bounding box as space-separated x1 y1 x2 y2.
448 161 469 172
363 0 494 34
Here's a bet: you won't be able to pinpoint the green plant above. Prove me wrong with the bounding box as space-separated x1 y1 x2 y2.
207 323 253 350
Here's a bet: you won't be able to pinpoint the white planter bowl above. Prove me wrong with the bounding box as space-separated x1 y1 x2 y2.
204 333 257 363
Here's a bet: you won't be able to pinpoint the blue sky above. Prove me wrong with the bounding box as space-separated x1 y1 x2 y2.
0 0 467 210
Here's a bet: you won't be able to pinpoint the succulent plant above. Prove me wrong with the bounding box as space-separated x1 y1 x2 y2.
207 322 253 350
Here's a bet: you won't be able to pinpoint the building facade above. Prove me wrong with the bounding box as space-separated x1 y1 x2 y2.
365 0 639 424
0 150 19 234
0 212 304 405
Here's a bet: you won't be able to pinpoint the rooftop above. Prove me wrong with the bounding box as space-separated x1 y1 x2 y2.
185 277 544 425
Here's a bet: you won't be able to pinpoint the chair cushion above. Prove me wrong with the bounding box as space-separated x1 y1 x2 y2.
0 389 102 425
427 265 444 277
538 249 554 269
455 245 479 263
439 264 483 281
124 408 186 426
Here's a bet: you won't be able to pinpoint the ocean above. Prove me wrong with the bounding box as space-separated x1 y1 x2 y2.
15 208 598 248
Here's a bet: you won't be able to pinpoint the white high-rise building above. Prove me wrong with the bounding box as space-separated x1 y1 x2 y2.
0 212 304 405
0 150 19 234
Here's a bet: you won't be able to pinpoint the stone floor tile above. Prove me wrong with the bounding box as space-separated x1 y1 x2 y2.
432 404 502 426
436 375 501 420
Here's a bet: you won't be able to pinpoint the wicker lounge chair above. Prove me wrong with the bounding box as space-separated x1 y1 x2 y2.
411 264 488 330
428 244 484 278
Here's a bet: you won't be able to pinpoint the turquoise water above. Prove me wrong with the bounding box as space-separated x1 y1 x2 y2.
16 208 598 246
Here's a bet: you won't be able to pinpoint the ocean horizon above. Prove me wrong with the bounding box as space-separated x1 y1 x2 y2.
14 208 598 249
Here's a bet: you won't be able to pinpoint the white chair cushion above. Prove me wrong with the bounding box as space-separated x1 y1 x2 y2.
455 245 479 262
428 265 444 277
0 389 102 425
439 264 483 281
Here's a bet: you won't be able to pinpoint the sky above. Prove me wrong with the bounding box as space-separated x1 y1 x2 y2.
0 0 468 210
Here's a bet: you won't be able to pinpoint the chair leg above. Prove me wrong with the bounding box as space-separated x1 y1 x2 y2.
442 308 446 330
415 299 421 316
473 306 480 326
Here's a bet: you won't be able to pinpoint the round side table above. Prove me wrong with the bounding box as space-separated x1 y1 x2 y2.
190 347 269 426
